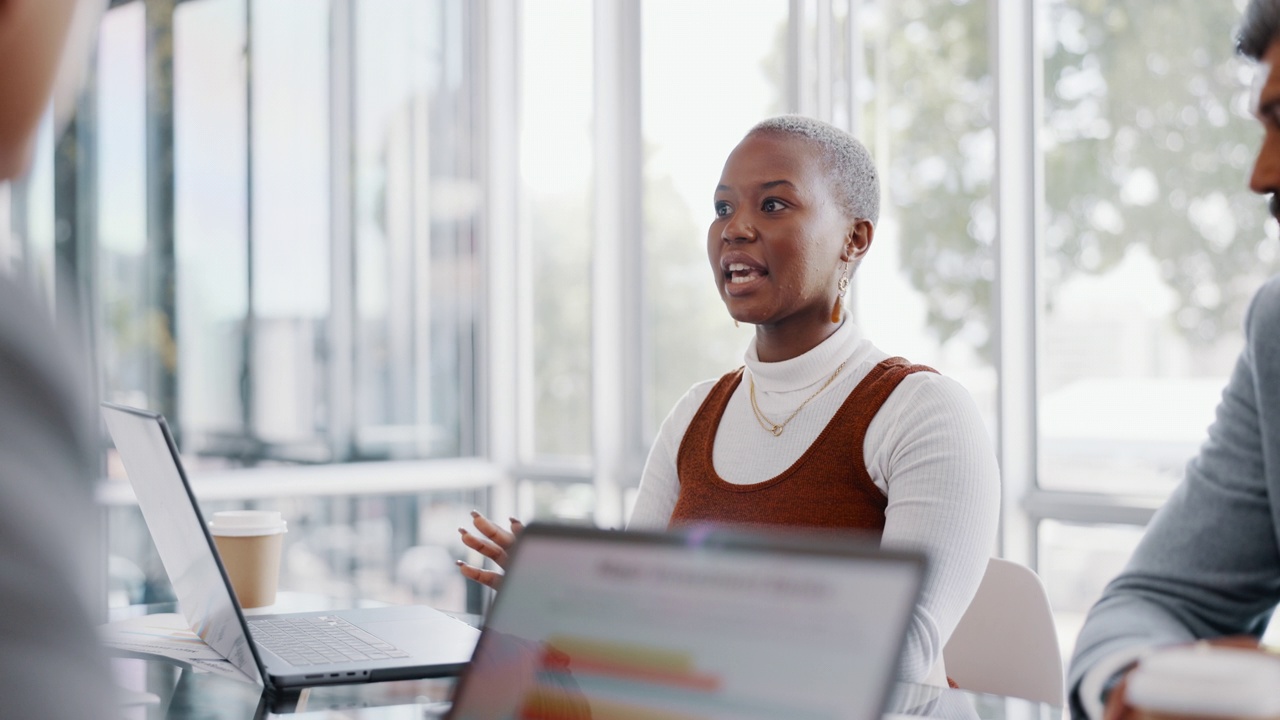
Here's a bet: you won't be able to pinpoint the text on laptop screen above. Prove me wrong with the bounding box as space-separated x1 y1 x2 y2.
449 532 920 720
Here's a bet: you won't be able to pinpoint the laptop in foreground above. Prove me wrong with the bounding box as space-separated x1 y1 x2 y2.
445 523 925 720
102 402 479 690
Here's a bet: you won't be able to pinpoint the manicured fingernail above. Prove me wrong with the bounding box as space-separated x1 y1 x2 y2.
470 509 480 517
455 560 464 567
458 527 468 535
509 517 522 525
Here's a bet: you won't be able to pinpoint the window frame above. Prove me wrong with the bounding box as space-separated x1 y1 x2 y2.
23 0 1190 570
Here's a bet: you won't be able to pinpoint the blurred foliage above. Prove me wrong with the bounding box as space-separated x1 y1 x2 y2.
865 0 995 355
864 0 1278 359
644 163 754 433
1040 0 1274 344
530 190 593 457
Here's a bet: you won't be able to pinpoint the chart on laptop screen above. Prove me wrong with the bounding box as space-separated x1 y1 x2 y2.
451 535 918 720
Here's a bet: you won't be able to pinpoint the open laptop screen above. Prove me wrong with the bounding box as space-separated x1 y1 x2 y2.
102 403 263 685
448 525 923 720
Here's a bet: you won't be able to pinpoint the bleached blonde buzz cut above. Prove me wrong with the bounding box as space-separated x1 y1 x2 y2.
747 115 880 225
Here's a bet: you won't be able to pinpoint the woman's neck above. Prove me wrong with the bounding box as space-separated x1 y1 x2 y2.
753 309 844 363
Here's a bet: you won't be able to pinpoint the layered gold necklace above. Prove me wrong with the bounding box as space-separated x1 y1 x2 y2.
748 360 848 437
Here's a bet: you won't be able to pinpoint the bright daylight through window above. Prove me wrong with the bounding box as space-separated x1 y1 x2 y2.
0 0 1272 655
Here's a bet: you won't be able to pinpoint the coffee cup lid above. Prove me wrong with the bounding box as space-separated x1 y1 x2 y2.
1127 645 1280 718
207 510 288 537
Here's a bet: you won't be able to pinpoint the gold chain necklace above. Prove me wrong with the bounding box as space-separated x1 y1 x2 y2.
748 361 848 437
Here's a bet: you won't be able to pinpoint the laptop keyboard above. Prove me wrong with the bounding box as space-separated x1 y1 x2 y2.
249 615 411 666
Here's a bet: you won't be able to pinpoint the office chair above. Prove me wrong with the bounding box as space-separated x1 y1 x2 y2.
943 557 1065 706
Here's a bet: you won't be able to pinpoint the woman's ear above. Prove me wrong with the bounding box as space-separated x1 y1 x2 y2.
841 219 874 263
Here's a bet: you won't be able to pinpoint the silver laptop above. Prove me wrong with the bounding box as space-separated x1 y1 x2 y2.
445 523 925 720
102 402 480 690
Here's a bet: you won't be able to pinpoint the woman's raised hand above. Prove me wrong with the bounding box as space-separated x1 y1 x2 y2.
456 510 524 590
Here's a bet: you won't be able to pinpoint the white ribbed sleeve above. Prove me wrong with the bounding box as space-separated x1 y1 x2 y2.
627 321 1001 684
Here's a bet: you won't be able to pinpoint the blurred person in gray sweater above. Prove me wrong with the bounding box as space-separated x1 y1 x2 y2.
1068 2 1280 717
0 0 115 716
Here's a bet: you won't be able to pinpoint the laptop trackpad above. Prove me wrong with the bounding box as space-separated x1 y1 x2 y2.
355 612 479 660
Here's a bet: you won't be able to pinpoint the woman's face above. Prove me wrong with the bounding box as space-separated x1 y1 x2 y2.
707 132 857 328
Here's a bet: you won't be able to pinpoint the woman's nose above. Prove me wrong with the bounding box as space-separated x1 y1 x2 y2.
722 211 756 243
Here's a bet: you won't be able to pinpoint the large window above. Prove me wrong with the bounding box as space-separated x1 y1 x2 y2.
640 1 776 439
99 0 482 466
10 0 1273 647
173 0 248 447
352 0 478 462
80 0 486 611
1033 0 1273 654
856 0 996 428
1038 0 1270 496
521 0 594 461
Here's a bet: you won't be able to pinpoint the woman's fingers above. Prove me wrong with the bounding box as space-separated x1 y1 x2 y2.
456 511 525 590
458 526 509 566
470 510 517 548
456 560 503 590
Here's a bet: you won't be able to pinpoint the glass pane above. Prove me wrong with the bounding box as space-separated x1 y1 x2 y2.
354 0 478 460
1037 0 1276 493
108 490 483 613
97 3 152 410
1037 520 1144 660
856 0 997 429
174 0 249 441
5 115 56 293
640 0 780 437
250 0 330 446
517 478 596 524
522 0 593 459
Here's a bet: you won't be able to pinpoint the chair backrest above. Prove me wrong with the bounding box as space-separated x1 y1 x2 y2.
943 557 1064 707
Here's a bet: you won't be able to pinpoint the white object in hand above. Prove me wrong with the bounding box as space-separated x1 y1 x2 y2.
1127 645 1280 719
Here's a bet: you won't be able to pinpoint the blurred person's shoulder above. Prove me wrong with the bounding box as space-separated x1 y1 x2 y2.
1248 275 1280 332
1244 276 1280 372
0 275 95 444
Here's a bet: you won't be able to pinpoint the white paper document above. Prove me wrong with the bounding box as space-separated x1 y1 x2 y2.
100 613 256 683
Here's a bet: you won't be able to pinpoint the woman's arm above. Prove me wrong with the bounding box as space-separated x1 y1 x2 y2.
869 373 1001 683
627 381 715 530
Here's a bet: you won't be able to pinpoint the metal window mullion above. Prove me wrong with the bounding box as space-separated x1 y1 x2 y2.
1023 490 1161 528
411 89 433 455
844 0 863 138
481 0 520 521
409 4 434 455
841 0 864 322
144 0 179 433
787 0 806 114
816 0 833 122
591 0 642 529
991 0 1039 567
241 0 256 446
328 0 356 461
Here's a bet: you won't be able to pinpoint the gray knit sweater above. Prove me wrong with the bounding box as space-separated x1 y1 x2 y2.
1068 275 1280 718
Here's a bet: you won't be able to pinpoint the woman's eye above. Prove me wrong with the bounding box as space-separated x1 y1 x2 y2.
762 199 785 212
714 202 731 217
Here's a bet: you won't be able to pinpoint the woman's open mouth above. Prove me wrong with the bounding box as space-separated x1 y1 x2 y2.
725 262 768 284
723 261 768 296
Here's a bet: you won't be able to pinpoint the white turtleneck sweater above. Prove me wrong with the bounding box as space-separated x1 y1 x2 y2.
627 320 1001 685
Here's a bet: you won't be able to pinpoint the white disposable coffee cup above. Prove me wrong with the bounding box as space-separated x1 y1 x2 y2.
1128 645 1280 720
207 510 287 609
